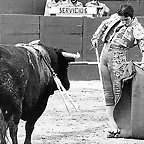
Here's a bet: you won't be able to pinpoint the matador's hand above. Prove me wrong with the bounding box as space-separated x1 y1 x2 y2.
141 54 144 69
141 62 144 69
91 39 99 48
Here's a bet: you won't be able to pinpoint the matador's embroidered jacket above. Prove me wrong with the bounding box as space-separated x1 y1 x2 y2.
92 13 144 52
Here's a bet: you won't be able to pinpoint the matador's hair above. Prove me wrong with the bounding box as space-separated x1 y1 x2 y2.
117 3 135 18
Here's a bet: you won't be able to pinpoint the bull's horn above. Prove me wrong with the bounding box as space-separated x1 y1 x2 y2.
29 40 40 45
62 52 80 59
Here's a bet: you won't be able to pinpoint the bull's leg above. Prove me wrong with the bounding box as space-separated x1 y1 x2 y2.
8 106 22 144
0 108 7 144
24 96 49 144
24 120 36 144
8 118 19 144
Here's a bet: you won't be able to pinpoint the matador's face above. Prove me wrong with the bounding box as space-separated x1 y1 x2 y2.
120 16 133 26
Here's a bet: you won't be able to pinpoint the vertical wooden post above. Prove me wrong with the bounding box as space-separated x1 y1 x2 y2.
0 15 2 43
82 17 88 61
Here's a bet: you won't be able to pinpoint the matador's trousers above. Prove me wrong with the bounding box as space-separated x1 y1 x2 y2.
100 43 127 106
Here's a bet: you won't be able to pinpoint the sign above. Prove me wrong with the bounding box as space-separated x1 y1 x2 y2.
47 7 98 17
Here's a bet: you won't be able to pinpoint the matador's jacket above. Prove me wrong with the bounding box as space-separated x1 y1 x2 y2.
92 13 144 106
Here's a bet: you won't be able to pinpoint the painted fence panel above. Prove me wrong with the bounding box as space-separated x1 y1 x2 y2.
82 17 106 62
40 16 83 61
0 14 39 44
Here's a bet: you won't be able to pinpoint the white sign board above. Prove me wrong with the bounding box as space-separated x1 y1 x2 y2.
47 7 98 17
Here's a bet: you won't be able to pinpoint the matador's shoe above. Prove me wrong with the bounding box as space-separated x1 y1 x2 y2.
107 128 121 138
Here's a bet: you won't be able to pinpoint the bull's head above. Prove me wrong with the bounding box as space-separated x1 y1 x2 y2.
52 49 80 91
36 41 80 91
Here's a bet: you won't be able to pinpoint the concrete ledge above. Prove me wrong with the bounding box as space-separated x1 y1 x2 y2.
68 62 100 81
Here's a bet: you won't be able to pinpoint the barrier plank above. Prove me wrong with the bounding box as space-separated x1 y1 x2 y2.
0 15 40 44
1 33 39 44
82 17 106 61
0 15 2 43
2 23 39 34
41 16 82 26
1 15 39 34
2 14 39 24
41 26 82 35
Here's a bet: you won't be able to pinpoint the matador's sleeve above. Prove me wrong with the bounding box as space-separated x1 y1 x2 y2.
91 19 108 41
91 13 119 41
133 23 144 53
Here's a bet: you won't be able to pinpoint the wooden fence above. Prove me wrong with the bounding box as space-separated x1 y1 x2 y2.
0 14 144 80
0 14 39 44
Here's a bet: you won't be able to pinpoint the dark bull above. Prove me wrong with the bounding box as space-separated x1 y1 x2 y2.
0 40 80 144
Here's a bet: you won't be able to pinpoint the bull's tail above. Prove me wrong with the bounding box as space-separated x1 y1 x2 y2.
0 108 7 144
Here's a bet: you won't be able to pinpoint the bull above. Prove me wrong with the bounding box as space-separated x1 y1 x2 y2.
0 40 80 144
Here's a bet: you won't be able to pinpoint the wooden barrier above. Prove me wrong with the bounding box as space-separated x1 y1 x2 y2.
0 14 144 80
0 14 39 44
40 16 83 61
